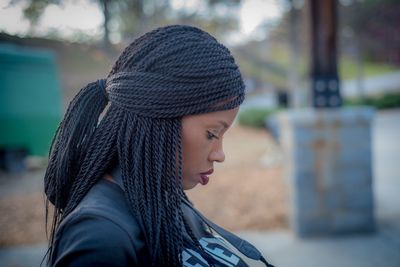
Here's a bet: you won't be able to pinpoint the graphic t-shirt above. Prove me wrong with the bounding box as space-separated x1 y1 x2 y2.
182 236 247 267
181 203 248 267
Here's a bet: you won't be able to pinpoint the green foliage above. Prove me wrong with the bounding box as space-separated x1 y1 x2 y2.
339 58 397 80
345 92 400 110
233 44 290 90
238 108 280 128
339 0 400 65
22 0 60 25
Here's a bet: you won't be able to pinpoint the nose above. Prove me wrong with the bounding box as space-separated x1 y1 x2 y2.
209 145 225 163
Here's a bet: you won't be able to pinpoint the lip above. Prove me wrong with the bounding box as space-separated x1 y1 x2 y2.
200 169 214 175
199 169 213 186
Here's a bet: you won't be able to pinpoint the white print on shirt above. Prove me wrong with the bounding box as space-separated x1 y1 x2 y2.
182 237 248 267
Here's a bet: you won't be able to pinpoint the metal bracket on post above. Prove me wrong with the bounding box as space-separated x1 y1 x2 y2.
312 74 342 108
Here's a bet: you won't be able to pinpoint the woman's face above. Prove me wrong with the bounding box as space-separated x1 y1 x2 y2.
181 107 239 190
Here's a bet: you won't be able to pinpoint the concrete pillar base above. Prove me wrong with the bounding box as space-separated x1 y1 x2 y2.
276 107 375 237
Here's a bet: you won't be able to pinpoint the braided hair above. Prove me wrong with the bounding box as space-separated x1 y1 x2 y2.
44 25 245 266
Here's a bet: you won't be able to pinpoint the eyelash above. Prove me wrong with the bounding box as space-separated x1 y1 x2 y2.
206 130 219 140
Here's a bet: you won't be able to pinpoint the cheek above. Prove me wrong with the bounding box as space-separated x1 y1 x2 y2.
182 134 210 172
183 138 202 163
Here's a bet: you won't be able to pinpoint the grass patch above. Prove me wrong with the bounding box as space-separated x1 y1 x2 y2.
339 58 398 80
345 91 400 110
238 108 280 128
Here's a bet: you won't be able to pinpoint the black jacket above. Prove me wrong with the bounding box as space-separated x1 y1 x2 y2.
49 179 250 266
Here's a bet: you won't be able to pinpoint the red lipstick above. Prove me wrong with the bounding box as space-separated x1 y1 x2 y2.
199 169 213 185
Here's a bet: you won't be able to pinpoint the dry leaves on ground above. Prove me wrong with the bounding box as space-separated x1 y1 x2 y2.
0 193 48 246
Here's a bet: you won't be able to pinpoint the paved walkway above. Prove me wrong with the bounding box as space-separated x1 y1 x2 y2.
0 244 46 267
238 229 400 267
1 110 399 267
343 70 400 98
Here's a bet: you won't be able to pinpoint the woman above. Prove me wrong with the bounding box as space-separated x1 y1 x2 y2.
45 25 274 267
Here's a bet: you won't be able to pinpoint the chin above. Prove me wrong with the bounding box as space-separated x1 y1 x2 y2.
183 180 198 191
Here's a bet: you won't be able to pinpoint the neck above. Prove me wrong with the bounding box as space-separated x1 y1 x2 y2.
107 164 125 190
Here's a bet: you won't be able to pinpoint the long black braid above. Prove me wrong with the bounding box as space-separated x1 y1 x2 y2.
44 25 245 266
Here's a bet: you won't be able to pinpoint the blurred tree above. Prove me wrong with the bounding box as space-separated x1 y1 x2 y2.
17 0 58 26
11 0 113 49
11 0 241 47
339 0 400 65
164 0 242 41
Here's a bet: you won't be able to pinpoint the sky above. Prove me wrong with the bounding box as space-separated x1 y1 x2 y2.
0 0 285 44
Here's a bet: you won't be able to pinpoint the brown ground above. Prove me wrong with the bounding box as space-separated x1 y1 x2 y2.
0 193 48 246
0 126 288 247
188 125 288 231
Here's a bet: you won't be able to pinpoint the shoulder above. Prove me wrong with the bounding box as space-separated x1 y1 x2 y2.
52 212 138 266
50 181 147 266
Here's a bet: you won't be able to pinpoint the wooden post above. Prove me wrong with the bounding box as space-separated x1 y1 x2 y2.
309 0 342 108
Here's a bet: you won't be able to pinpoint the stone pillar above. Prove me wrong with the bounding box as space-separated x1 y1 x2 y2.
277 107 375 236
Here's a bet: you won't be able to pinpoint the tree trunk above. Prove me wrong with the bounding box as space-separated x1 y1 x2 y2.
309 0 342 108
101 0 112 51
288 0 302 108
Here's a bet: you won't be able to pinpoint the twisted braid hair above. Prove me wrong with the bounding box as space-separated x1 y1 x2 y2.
44 25 245 266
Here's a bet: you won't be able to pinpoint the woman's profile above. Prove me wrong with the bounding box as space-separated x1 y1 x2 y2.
44 25 274 267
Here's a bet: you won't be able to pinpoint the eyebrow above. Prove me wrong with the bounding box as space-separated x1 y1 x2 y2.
218 120 229 129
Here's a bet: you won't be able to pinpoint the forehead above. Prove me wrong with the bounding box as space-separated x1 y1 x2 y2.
183 107 239 126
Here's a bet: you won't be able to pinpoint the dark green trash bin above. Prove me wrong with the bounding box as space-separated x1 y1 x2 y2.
0 44 62 171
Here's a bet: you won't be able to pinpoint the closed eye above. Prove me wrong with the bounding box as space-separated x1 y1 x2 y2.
206 130 219 140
